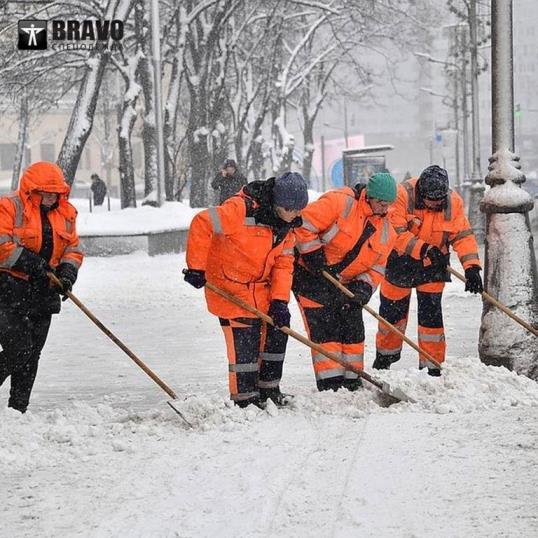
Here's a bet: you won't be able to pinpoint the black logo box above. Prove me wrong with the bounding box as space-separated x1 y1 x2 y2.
18 20 47 50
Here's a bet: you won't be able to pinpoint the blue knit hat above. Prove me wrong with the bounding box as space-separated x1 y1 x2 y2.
273 172 308 210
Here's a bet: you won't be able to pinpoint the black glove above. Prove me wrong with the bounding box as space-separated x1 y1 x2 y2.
54 263 78 300
183 269 206 289
422 245 448 269
268 299 291 328
346 280 373 306
464 266 483 294
12 248 51 288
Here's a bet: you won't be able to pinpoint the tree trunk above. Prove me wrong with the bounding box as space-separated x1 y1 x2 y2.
57 49 109 185
135 1 158 202
117 91 138 208
302 116 314 187
11 91 29 190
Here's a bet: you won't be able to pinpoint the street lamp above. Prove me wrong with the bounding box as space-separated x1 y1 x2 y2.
479 0 538 376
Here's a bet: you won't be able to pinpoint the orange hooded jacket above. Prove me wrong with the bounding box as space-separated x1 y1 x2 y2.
0 161 83 280
390 178 480 268
186 188 296 319
294 186 396 290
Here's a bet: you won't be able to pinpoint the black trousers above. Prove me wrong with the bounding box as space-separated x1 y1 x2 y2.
219 317 288 402
0 309 51 412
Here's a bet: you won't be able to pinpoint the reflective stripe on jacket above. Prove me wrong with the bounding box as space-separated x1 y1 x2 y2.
391 178 480 269
186 192 296 319
294 187 396 289
0 162 83 280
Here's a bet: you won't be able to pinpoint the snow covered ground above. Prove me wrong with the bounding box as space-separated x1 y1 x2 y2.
1 252 538 537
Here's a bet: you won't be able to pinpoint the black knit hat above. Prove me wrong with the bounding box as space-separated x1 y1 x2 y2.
417 165 449 200
273 172 308 210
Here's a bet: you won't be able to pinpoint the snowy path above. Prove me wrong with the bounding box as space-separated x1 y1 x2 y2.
1 252 538 537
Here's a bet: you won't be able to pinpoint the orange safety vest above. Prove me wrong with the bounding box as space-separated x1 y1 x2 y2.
390 178 480 269
0 162 83 279
294 186 396 289
186 191 296 319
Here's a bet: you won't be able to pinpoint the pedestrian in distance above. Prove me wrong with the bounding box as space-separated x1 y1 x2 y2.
0 161 83 413
184 172 309 409
210 159 248 205
374 165 483 375
90 173 107 206
293 172 397 392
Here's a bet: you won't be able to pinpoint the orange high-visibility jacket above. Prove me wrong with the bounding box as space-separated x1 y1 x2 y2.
294 187 396 289
391 178 480 269
186 191 296 319
0 162 83 279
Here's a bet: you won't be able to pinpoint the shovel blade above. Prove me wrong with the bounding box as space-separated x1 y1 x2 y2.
380 381 416 405
167 400 193 428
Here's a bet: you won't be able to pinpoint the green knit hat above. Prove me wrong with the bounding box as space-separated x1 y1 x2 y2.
366 172 397 202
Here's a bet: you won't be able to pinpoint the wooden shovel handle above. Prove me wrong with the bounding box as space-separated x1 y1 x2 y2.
204 281 384 390
447 267 538 337
322 271 442 369
47 272 178 400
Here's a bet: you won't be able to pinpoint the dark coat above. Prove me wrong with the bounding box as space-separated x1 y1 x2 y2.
211 170 248 205
91 177 107 206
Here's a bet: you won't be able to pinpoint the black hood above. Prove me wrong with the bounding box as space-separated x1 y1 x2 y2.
243 178 302 245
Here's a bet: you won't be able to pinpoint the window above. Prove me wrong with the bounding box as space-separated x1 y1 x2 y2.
40 143 55 162
0 143 16 170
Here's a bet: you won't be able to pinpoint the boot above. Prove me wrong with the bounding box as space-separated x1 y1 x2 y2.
259 388 294 407
316 377 344 392
372 352 400 370
342 378 363 392
427 368 441 377
234 396 265 410
8 399 28 414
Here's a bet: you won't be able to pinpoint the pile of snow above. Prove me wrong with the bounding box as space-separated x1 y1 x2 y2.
71 199 199 236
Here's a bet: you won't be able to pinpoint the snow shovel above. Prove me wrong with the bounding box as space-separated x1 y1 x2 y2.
204 281 415 405
47 272 193 427
448 267 538 338
322 271 443 370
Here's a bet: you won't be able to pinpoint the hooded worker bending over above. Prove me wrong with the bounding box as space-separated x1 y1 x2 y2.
374 165 482 375
0 162 83 413
293 173 397 392
184 172 308 408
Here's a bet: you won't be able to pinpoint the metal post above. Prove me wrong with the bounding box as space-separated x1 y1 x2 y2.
480 0 538 377
467 0 485 243
452 66 461 192
343 97 349 149
321 134 326 191
151 0 165 206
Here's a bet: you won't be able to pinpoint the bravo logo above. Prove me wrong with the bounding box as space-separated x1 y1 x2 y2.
17 19 124 51
52 20 124 41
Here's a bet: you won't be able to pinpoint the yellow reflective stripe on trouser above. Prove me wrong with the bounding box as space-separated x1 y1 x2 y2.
342 353 363 379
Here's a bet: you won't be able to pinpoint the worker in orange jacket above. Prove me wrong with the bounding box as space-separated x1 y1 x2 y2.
0 161 83 413
374 165 482 375
184 172 308 408
293 173 397 392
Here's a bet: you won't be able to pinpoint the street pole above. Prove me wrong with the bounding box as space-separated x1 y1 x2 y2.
343 97 349 149
467 0 485 243
452 65 461 192
480 0 538 377
321 135 326 191
150 0 165 207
